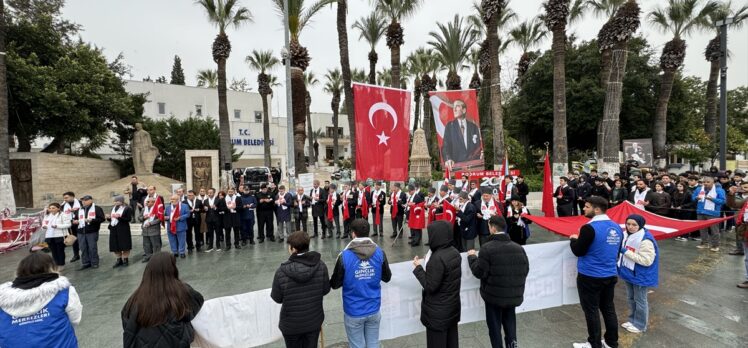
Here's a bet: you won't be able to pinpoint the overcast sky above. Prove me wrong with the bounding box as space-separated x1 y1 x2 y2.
62 0 748 118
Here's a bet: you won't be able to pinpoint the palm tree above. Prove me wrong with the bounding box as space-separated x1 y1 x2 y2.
428 15 479 90
649 0 719 167
509 17 547 84
353 12 388 84
195 0 252 169
543 0 572 175
303 72 319 165
375 0 422 89
324 69 343 167
703 1 747 139
482 0 510 167
245 50 280 167
376 67 408 88
336 0 357 167
472 2 516 80
196 69 219 88
405 48 432 132
272 0 333 174
351 68 367 83
589 0 628 86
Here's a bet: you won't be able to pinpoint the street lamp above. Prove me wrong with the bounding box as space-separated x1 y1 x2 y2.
715 17 734 171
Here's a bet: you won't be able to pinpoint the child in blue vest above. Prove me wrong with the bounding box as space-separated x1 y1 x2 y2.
618 214 659 334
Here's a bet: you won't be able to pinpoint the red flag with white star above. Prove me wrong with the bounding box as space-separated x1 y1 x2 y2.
353 83 411 181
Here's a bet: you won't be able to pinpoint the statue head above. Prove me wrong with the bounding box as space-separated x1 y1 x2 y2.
135 123 143 131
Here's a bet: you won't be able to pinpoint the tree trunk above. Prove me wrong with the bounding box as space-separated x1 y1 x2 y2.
601 43 629 167
413 79 421 133
14 126 31 152
291 67 308 174
0 0 15 215
261 93 272 167
337 0 356 166
41 135 65 153
488 15 504 167
551 27 568 173
422 90 435 164
704 59 719 139
368 49 377 85
600 48 611 88
391 39 401 89
653 68 676 167
217 58 232 169
332 97 340 168
305 93 315 167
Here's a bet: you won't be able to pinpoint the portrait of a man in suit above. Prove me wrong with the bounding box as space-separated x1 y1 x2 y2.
440 99 482 170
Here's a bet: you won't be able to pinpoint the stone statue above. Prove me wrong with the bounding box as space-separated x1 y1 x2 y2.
132 123 159 174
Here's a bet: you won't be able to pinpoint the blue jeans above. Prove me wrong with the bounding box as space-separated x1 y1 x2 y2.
344 312 381 348
167 230 187 255
625 281 649 331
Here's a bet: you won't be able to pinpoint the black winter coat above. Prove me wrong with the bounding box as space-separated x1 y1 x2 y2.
413 221 461 331
271 251 331 335
121 284 204 348
468 233 529 307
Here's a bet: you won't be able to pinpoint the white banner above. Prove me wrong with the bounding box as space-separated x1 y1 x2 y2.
192 241 579 347
297 173 315 192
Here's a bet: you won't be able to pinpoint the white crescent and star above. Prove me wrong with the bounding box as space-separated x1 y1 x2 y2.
368 102 398 146
445 210 454 222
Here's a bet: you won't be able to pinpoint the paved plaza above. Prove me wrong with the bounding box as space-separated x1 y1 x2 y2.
1 218 747 348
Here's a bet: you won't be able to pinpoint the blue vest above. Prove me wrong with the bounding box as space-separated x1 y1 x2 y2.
578 218 622 278
0 288 78 348
341 248 384 317
618 231 659 287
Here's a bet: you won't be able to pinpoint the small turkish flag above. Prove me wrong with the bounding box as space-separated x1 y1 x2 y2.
435 200 456 226
408 202 426 229
353 83 411 181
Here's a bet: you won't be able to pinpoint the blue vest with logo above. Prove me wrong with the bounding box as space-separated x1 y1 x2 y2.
618 231 659 287
0 288 78 348
578 217 623 278
341 247 384 317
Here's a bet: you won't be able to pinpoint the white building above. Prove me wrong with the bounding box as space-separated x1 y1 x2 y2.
308 112 351 167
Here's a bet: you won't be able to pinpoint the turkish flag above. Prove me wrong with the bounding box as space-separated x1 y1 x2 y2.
541 150 555 217
435 200 456 226
408 202 426 229
353 83 411 181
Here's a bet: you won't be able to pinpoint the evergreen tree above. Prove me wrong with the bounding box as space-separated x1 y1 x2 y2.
170 55 185 85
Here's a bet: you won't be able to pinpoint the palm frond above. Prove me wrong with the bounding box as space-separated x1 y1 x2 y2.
352 12 388 49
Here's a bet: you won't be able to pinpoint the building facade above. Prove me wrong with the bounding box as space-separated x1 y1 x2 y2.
308 112 351 167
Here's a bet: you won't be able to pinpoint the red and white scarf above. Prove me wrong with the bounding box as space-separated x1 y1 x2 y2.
143 204 158 228
480 199 497 221
327 191 336 221
77 204 97 229
342 190 351 220
391 190 399 217
110 205 125 227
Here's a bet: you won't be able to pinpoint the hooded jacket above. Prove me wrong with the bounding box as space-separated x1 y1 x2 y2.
330 237 392 317
468 233 529 307
0 275 82 348
413 221 462 331
271 251 331 335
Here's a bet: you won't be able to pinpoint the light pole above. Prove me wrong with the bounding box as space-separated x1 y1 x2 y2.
282 0 295 187
715 17 734 171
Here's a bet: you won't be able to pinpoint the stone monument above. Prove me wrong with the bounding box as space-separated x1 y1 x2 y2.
132 122 160 174
185 150 220 192
409 128 431 179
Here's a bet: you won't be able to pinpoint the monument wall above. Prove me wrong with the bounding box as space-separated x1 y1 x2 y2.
9 152 120 208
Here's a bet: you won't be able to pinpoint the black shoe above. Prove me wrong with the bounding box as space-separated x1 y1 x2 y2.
141 258 149 263
92 265 99 269
235 244 242 249
113 259 124 269
313 233 318 238
188 248 194 253
196 246 202 252
278 238 284 243
729 250 745 256
258 239 265 244
411 241 421 246
180 254 186 259
321 235 326 239
173 253 178 257
123 258 129 266
69 255 80 263
241 240 248 246
249 240 256 245
224 246 231 251
390 234 398 238
78 265 91 271
269 238 276 242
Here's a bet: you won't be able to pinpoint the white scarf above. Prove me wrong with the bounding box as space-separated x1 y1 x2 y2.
468 188 478 199
110 205 124 227
456 199 467 224
372 189 381 207
207 196 215 208
505 182 514 196
77 203 97 229
619 230 645 271
357 190 364 206
311 188 320 204
143 204 157 227
226 195 237 212
278 193 288 210
699 186 717 211
44 213 61 236
187 198 197 210
480 199 497 220
62 200 80 218
298 194 304 212
506 206 529 227
634 188 650 210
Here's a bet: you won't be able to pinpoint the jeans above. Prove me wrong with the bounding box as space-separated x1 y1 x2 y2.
625 281 649 331
142 235 162 259
78 231 99 267
241 218 255 242
485 304 517 348
343 312 381 348
167 230 187 255
46 237 66 266
577 274 618 348
697 214 720 247
283 329 319 348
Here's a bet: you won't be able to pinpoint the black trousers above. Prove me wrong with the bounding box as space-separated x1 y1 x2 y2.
557 203 573 217
391 215 403 236
46 237 66 266
426 324 458 348
282 329 319 348
343 216 354 236
485 304 517 348
577 274 619 348
206 221 220 249
186 218 200 249
224 226 240 246
68 228 79 257
312 215 326 235
241 218 255 242
257 211 275 240
295 214 308 232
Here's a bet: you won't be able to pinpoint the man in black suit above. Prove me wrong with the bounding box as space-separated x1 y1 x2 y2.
293 186 311 233
202 188 221 252
389 183 407 238
440 99 482 170
555 177 575 217
309 180 328 238
185 190 204 252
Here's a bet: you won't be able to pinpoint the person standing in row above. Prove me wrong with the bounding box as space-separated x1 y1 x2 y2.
271 231 331 348
185 190 203 253
477 189 500 247
327 184 342 238
468 215 529 348
310 180 328 238
221 188 243 250
73 195 104 270
341 183 358 239
413 220 462 348
42 203 72 271
389 183 407 239
370 181 386 237
141 197 163 262
61 192 81 262
505 195 532 245
126 176 146 223
107 196 133 268
166 195 190 258
203 188 221 252
692 177 725 252
276 185 293 243
618 214 659 334
455 191 478 252
257 184 276 243
406 184 426 246
240 186 257 245
555 177 575 217
293 186 311 233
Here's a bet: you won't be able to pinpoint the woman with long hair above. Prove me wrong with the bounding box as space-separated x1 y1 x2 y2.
0 253 82 348
43 202 73 270
122 252 204 348
609 180 627 207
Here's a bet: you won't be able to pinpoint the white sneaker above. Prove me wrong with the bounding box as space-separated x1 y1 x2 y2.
621 322 634 329
572 343 593 348
625 325 642 333
602 340 613 348
696 244 709 249
710 247 720 252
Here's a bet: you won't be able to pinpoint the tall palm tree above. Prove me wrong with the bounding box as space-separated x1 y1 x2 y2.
472 2 516 80
351 68 367 83
482 0 509 167
405 48 431 132
428 15 479 90
596 0 640 172
543 0 571 175
649 0 718 167
0 0 13 212
509 17 547 84
303 72 319 165
375 0 422 89
589 0 628 86
272 0 333 174
353 12 388 85
324 69 343 167
196 0 252 169
196 69 219 88
245 50 280 167
376 67 408 88
336 0 357 167
703 1 747 139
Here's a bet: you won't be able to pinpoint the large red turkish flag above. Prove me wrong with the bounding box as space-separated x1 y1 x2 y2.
353 83 411 181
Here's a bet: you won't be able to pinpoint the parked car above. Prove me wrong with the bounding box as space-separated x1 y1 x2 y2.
242 167 272 192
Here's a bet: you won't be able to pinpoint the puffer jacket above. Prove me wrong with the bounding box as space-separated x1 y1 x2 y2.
413 220 461 331
121 284 204 348
468 233 529 307
271 251 331 335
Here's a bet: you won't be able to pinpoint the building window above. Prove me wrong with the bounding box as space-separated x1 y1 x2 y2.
234 109 241 119
326 127 344 138
325 146 334 160
157 102 166 115
195 105 203 116
254 111 262 123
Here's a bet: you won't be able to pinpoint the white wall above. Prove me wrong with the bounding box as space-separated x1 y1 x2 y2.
308 112 351 166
